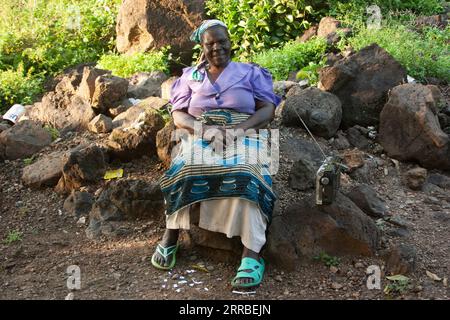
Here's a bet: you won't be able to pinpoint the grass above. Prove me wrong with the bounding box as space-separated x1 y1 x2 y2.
249 37 328 81
44 125 59 141
384 274 411 297
4 230 23 244
96 50 170 78
314 252 341 267
338 21 450 82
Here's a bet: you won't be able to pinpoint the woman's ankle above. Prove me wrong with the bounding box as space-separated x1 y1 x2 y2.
242 247 259 260
161 228 179 246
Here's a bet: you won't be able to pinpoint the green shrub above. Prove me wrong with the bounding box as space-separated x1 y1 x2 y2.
0 0 121 108
295 60 327 85
0 0 121 75
205 0 325 59
0 66 43 112
339 23 450 82
384 275 411 296
326 0 444 25
250 37 328 81
96 50 171 78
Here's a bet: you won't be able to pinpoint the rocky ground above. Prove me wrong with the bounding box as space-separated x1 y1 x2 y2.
1 18 449 299
1 122 449 300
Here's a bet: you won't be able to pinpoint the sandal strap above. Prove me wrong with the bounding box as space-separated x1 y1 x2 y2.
156 243 178 259
232 257 265 285
237 257 264 273
234 270 262 282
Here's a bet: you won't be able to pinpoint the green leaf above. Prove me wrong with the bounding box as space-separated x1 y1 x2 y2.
275 6 286 14
386 275 410 282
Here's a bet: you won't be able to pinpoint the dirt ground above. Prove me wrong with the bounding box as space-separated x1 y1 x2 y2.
1 124 449 301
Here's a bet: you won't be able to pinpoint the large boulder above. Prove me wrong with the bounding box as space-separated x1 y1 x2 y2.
107 109 165 161
345 184 388 218
88 114 113 134
273 81 300 98
317 17 341 38
86 179 164 239
296 25 318 43
112 105 146 129
185 224 242 262
26 93 96 132
384 244 417 275
127 71 168 99
346 126 371 150
280 135 324 165
156 120 179 168
136 96 169 112
53 66 85 96
77 67 128 113
265 193 381 270
379 83 450 171
64 191 94 217
404 167 428 191
288 158 317 191
319 44 407 128
91 74 129 113
161 76 179 100
55 145 107 194
427 173 450 189
282 87 342 139
116 0 205 63
24 67 101 132
0 122 12 134
76 67 110 103
0 120 52 160
22 151 66 188
317 17 352 45
112 99 168 130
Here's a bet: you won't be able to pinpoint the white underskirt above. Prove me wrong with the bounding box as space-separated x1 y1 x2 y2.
166 198 267 253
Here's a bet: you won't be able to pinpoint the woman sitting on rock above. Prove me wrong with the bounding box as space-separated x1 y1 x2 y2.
152 20 281 289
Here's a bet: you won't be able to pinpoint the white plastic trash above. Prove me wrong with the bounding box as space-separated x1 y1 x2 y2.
407 75 417 83
2 104 25 124
128 98 141 106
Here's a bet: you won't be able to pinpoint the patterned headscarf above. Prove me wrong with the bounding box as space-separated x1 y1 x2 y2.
190 19 228 44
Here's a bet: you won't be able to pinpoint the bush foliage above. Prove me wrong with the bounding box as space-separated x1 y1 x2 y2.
97 50 171 78
250 37 328 81
205 0 324 59
338 23 450 82
1 0 448 112
0 0 122 112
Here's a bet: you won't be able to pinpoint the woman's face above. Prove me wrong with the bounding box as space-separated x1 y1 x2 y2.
201 26 231 68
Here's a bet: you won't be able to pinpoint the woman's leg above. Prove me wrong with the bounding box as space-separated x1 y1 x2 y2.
152 228 179 267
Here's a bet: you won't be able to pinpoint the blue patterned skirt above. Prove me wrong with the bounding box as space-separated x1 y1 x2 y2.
159 109 277 223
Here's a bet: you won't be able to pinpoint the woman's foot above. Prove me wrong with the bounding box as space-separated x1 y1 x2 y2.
232 247 263 287
152 229 179 269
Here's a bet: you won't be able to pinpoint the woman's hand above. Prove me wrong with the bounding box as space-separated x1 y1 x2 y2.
233 101 276 132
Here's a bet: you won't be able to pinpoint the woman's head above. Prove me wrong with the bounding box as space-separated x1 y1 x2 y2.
201 25 231 68
191 20 231 68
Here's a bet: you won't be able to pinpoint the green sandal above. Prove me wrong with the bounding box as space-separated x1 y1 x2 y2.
151 243 179 270
231 257 265 288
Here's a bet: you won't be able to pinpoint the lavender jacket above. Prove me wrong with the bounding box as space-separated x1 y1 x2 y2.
170 62 281 118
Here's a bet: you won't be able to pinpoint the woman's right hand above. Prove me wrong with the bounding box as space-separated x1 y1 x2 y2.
201 124 225 141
